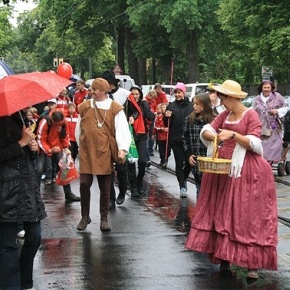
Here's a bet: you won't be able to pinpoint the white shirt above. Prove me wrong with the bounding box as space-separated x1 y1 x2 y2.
111 87 130 105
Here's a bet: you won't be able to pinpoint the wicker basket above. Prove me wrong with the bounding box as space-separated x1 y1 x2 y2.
197 136 232 174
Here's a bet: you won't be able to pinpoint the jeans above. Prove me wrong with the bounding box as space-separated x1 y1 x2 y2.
170 143 191 188
36 152 72 194
0 221 41 290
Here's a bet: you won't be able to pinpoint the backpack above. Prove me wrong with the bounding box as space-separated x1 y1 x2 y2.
36 114 67 139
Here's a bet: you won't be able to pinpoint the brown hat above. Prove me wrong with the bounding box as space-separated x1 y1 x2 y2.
91 78 110 92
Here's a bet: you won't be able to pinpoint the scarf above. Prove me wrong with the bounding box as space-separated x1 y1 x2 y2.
128 94 146 134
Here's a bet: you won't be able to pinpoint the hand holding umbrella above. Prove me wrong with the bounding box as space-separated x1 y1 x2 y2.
18 126 36 148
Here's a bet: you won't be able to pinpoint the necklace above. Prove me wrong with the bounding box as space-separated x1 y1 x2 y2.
94 103 107 128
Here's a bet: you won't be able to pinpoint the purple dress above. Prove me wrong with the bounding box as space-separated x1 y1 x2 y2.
252 92 287 162
185 109 278 270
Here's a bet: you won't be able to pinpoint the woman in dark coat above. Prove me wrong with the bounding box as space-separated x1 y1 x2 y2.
0 112 46 290
127 86 155 196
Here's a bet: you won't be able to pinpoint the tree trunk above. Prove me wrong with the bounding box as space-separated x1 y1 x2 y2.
138 58 147 86
117 27 125 75
187 31 199 83
125 29 139 84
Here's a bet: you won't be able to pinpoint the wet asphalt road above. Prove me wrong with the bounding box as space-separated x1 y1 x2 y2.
31 154 290 290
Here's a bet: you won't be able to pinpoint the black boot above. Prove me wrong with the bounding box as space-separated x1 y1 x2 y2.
65 192 81 202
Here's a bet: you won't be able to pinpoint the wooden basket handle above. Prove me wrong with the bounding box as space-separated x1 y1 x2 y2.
212 135 219 159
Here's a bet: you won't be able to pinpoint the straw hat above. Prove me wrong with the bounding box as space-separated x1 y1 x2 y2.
213 80 247 99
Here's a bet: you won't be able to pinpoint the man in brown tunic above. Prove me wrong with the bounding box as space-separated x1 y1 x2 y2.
75 78 131 231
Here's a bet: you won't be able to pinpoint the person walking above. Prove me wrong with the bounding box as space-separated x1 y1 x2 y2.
0 112 46 290
154 103 170 168
182 93 215 198
164 82 193 198
73 79 88 109
65 102 79 161
36 110 80 201
127 86 155 197
185 80 278 279
101 69 130 208
75 78 131 231
252 80 288 164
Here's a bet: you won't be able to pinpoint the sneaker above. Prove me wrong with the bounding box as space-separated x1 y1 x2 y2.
162 162 167 169
17 230 25 238
179 187 187 198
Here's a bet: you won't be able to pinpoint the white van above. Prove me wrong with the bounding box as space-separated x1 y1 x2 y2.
185 83 209 101
116 75 135 91
86 75 135 91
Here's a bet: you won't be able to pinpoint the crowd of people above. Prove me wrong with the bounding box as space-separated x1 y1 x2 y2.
0 71 285 288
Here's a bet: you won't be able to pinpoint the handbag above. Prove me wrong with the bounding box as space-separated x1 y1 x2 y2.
102 121 126 164
126 124 139 163
56 152 79 185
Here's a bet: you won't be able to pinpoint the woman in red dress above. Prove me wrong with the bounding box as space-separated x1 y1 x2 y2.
185 80 278 280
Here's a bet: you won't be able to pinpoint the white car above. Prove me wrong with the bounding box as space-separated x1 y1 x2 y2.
185 83 209 101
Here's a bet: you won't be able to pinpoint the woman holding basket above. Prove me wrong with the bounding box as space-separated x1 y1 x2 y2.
185 80 278 279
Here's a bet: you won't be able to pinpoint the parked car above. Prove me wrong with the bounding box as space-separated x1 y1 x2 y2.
185 83 209 101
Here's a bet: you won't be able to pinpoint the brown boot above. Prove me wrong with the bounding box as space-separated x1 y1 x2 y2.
77 216 91 231
100 220 111 231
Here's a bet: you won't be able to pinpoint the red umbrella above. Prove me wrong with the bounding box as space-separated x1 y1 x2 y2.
0 71 73 117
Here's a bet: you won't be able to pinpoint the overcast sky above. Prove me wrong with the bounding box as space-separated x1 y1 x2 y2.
9 0 37 26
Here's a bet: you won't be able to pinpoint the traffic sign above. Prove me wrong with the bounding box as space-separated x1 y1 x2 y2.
113 64 122 75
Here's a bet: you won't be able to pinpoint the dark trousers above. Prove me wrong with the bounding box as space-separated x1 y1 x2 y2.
80 174 111 220
0 223 20 289
36 152 72 194
19 222 42 289
110 162 128 201
158 140 170 163
69 141 79 161
0 221 41 290
147 122 154 154
170 143 191 188
127 138 147 188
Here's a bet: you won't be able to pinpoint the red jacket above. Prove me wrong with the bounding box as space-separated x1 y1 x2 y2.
156 91 168 106
65 112 78 142
154 113 168 141
56 94 70 115
37 118 70 155
144 96 157 113
73 89 88 108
